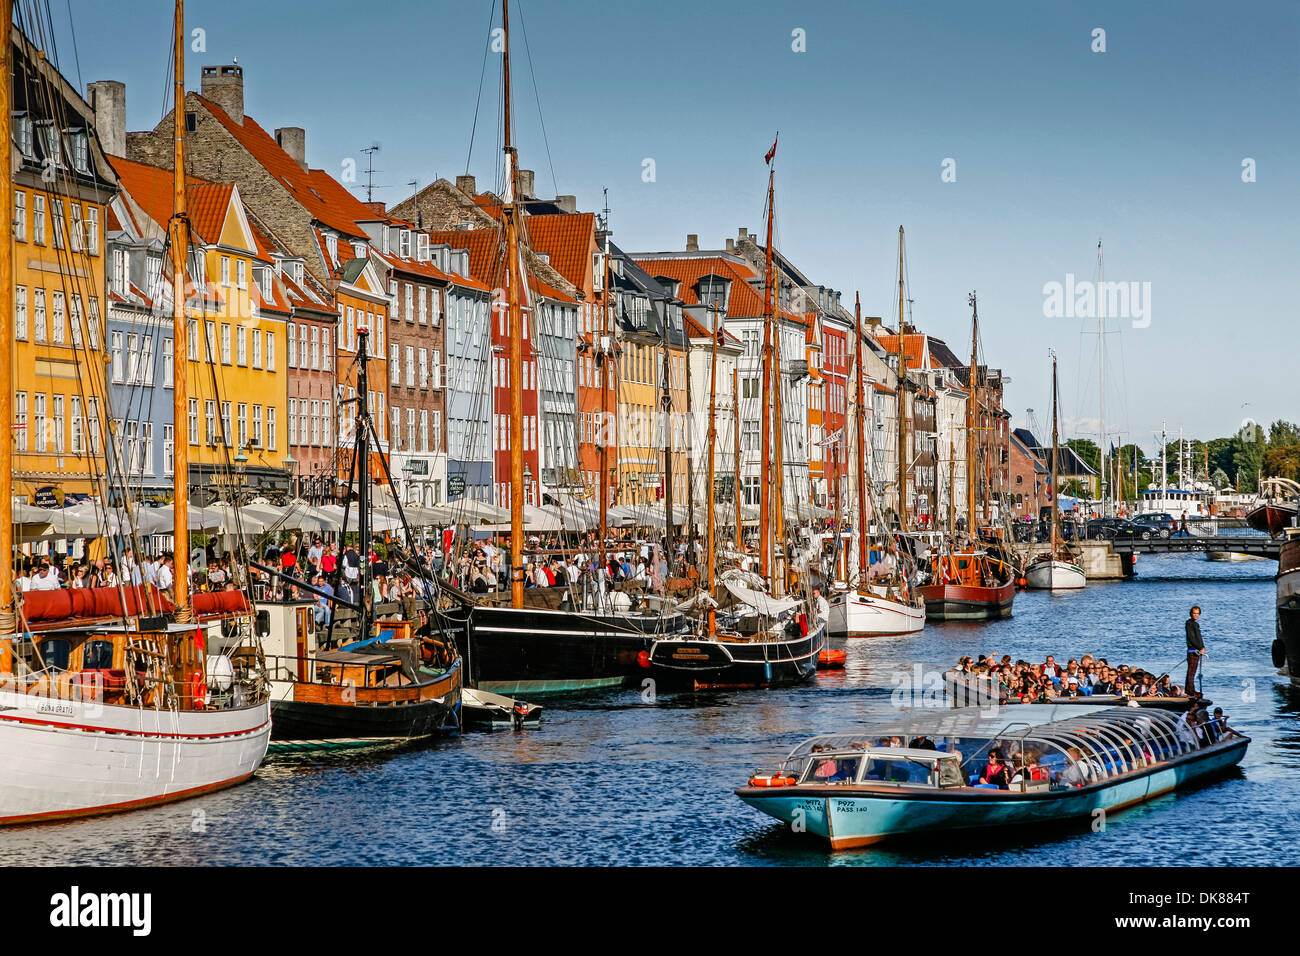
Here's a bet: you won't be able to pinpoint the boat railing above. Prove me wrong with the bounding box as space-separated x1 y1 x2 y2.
264 652 421 691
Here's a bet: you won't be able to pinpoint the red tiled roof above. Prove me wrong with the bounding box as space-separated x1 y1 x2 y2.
524 213 594 289
195 93 376 239
109 156 233 246
632 255 803 324
682 311 741 345
422 227 552 297
874 333 928 370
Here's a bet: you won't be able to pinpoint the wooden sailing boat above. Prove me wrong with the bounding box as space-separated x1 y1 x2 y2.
438 0 680 697
1026 351 1085 590
645 137 824 689
827 241 925 637
916 292 1016 620
0 1 272 824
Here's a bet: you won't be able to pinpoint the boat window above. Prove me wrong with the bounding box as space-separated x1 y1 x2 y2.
802 754 861 785
39 639 71 671
83 639 113 670
862 755 938 786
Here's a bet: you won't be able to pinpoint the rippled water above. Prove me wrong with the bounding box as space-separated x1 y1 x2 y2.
4 552 1296 866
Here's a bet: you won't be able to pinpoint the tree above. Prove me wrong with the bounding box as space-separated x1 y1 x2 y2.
1210 467 1229 489
1262 446 1300 482
1206 437 1237 484
1269 420 1300 449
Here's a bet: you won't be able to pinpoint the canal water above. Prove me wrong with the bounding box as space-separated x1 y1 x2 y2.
4 552 1295 866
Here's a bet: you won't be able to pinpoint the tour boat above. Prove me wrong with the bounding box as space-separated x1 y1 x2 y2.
736 704 1248 849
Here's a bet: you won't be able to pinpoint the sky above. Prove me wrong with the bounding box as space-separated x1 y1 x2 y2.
45 0 1299 456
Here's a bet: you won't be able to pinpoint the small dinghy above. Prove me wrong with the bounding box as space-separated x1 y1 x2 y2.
461 688 543 731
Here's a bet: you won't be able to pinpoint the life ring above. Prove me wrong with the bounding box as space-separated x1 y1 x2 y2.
1272 638 1287 669
190 670 207 708
748 775 797 787
636 650 651 669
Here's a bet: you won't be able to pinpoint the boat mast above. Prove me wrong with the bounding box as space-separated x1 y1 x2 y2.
732 364 741 558
758 150 776 585
1161 422 1167 504
0 0 12 625
502 0 525 609
170 0 192 617
598 231 611 559
705 305 719 633
1097 240 1106 518
895 227 907 532
854 294 867 585
966 292 978 533
1050 349 1059 557
661 295 674 575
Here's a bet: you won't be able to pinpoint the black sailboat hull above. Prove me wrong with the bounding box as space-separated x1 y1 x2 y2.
448 603 683 696
648 625 825 690
270 694 459 741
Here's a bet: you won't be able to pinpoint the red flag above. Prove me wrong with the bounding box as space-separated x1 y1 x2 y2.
764 133 778 165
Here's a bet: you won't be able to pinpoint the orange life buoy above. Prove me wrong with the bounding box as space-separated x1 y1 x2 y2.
190 670 207 708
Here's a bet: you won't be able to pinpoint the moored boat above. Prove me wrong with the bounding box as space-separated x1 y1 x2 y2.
736 703 1247 849
918 550 1016 620
1025 557 1086 590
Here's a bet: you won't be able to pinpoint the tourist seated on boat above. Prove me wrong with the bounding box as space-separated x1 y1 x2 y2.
1060 747 1096 787
979 748 1012 789
909 735 938 750
1209 708 1241 740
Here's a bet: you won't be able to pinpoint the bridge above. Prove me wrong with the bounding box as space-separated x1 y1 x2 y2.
1108 535 1279 559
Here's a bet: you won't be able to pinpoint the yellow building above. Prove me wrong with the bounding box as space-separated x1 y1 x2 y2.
10 32 118 502
109 157 290 501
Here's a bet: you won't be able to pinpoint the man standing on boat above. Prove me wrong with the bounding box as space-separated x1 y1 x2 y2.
1185 605 1205 696
811 586 830 626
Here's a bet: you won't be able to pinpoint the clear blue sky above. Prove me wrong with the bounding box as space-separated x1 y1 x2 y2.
51 0 1298 455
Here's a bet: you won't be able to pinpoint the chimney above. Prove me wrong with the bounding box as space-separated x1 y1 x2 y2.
455 174 476 197
275 127 307 171
738 227 749 241
686 234 699 252
86 80 126 157
725 238 735 253
517 169 535 200
555 194 577 213
364 201 386 216
200 64 244 125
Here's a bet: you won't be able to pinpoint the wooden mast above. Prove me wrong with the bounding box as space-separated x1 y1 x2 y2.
1050 349 1059 559
598 232 611 560
732 365 741 556
853 294 867 586
758 159 776 585
966 292 978 532
705 305 719 633
502 0 525 609
895 227 907 533
0 0 13 622
170 0 192 616
660 295 674 576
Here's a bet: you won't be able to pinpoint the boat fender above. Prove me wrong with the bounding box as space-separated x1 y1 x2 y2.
637 650 651 669
1272 638 1287 669
190 670 207 708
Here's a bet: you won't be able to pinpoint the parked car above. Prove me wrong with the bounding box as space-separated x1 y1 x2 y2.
1131 513 1176 537
1086 517 1154 540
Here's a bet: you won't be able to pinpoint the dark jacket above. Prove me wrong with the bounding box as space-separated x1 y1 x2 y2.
1186 617 1204 652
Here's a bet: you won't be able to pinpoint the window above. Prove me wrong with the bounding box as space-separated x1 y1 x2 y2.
14 392 26 451
190 399 199 445
140 335 154 385
51 200 65 249
252 404 263 448
110 331 124 382
86 206 99 255
50 291 65 345
418 348 429 388
399 230 411 258
33 289 46 342
220 401 232 445
70 396 82 453
287 322 297 366
13 190 25 242
237 325 247 366
237 403 248 447
432 410 441 452
404 284 413 321
742 420 759 451
405 345 415 387
163 425 174 476
266 331 275 371
205 320 217 361
69 130 89 173
419 409 428 452
326 234 338 265
390 344 400 384
220 324 232 364
407 407 416 452
33 393 46 452
69 204 82 252
220 256 231 286
321 329 330 371
32 194 45 244
252 328 262 369
237 259 247 289
299 324 308 369
417 233 429 262
310 326 319 370
288 398 298 445
13 114 32 158
86 398 100 453
267 406 276 451
69 296 83 347
346 307 355 349
322 399 331 445
141 422 153 473
15 286 26 340
309 400 319 446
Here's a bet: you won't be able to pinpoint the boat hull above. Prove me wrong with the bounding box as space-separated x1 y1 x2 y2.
0 693 270 826
1025 560 1086 590
828 589 926 636
453 603 679 696
918 581 1015 621
737 737 1247 849
1278 538 1300 686
648 625 825 690
1247 502 1298 536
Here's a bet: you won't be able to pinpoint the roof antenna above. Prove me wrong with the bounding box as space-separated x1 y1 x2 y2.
360 144 380 203
409 179 422 228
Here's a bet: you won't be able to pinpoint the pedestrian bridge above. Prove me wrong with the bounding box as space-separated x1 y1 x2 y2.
1109 535 1279 559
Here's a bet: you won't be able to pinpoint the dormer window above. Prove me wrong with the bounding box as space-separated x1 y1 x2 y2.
325 233 338 266
291 261 304 285
12 113 32 158
696 275 729 311
65 128 89 173
417 234 429 262
381 227 390 255
352 241 366 259
398 230 412 258
35 121 59 167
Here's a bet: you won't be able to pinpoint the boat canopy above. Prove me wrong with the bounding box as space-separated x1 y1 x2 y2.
723 579 799 618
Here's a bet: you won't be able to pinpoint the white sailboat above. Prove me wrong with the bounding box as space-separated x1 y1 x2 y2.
1027 350 1086 590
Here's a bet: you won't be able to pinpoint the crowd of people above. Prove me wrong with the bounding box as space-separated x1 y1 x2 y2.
13 548 181 599
949 652 1189 703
